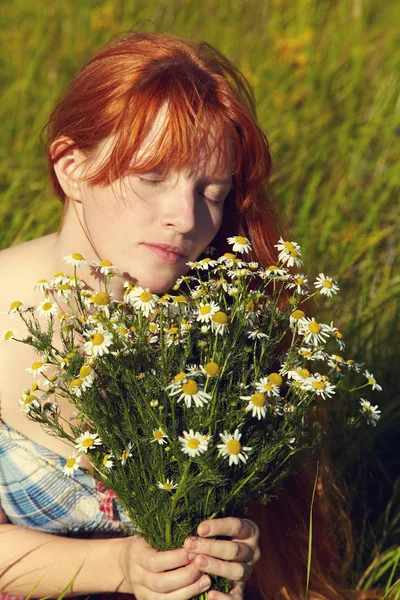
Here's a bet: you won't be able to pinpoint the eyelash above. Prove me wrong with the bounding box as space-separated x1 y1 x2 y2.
137 177 223 205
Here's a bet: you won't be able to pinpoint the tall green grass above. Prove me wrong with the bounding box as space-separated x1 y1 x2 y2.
1 0 399 593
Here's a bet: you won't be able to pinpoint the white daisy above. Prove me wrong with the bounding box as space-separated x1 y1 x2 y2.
359 398 381 426
255 378 281 397
168 376 211 408
0 329 17 342
275 238 303 268
304 374 336 400
247 329 269 340
217 253 247 268
26 361 49 378
314 273 340 297
210 311 229 336
201 361 220 377
363 370 382 392
258 265 289 280
83 328 113 357
35 279 50 293
18 392 40 414
102 453 114 469
241 392 268 420
75 431 102 453
196 301 220 323
179 429 209 457
151 429 168 445
8 301 24 315
92 260 118 275
120 442 133 465
78 364 96 389
217 429 252 466
157 478 178 492
196 257 218 270
36 299 59 318
126 286 157 317
69 378 84 397
326 322 346 351
227 235 252 254
63 453 82 476
63 253 88 268
285 274 309 295
298 318 331 346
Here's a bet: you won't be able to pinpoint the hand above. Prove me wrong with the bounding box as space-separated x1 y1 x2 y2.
119 534 213 599
183 517 261 599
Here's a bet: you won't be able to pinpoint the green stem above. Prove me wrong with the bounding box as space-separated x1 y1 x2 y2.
165 461 191 545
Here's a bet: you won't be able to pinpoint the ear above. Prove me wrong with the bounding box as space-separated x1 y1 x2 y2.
50 137 88 201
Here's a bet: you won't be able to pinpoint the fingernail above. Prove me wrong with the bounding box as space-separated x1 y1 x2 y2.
187 552 196 560
199 575 211 590
196 556 209 568
198 523 210 535
189 537 199 550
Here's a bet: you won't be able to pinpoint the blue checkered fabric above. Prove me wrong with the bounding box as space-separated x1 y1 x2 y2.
0 422 135 536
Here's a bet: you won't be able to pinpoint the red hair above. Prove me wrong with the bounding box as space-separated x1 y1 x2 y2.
43 32 370 599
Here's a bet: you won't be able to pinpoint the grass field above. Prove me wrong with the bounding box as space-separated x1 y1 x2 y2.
1 0 399 595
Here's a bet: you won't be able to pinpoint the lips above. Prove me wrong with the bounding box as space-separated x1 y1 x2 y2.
145 243 187 257
142 243 187 265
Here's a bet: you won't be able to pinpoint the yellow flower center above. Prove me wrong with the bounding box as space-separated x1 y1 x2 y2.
140 291 153 303
66 457 76 468
298 368 310 378
226 440 241 455
200 306 212 315
224 253 235 260
24 394 36 405
148 325 157 333
4 330 14 340
211 311 228 325
42 301 53 311
204 362 220 376
236 236 247 245
80 364 93 378
201 258 212 263
72 253 84 261
31 361 43 371
82 437 94 447
174 371 186 383
182 380 199 395
346 359 355 365
308 321 321 334
169 327 179 334
173 295 187 303
159 294 171 303
103 454 112 466
163 482 173 491
100 260 112 267
121 450 129 461
268 373 283 386
312 381 325 391
92 292 110 306
291 309 305 320
90 333 104 345
70 378 83 388
58 284 71 291
294 277 304 285
322 279 332 288
267 265 278 272
283 241 298 257
54 272 65 278
246 300 255 312
263 383 273 392
334 330 343 339
153 430 164 441
251 393 266 407
10 301 22 310
188 438 200 449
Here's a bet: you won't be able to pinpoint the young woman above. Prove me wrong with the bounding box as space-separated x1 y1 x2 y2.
0 31 368 599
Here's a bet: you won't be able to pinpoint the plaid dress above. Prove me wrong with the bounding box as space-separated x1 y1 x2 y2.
0 422 137 599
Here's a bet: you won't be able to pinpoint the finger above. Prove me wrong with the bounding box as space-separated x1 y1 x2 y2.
208 581 245 600
134 572 212 599
184 536 254 563
191 554 252 583
135 539 191 572
139 562 203 594
197 517 259 542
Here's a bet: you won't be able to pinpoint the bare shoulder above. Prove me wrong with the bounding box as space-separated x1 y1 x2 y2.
0 234 58 311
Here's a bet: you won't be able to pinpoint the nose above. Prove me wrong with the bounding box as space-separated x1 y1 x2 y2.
160 182 196 235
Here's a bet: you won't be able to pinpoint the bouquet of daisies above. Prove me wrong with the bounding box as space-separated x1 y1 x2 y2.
5 235 382 598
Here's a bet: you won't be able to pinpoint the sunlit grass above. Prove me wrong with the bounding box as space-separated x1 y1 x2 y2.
1 0 398 592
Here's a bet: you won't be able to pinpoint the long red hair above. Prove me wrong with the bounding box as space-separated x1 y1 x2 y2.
43 31 374 599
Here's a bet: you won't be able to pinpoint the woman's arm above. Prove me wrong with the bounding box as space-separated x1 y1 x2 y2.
0 524 206 599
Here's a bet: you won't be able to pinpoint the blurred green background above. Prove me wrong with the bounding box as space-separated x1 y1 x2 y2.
0 0 399 595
